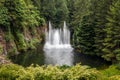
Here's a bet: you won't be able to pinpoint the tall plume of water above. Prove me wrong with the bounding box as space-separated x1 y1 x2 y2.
44 21 72 49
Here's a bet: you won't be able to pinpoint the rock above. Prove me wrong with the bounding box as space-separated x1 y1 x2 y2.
0 55 11 65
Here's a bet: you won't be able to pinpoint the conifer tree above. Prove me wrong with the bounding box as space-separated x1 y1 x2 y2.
71 0 91 46
103 0 120 61
74 14 95 54
54 0 69 27
40 0 56 22
89 0 113 55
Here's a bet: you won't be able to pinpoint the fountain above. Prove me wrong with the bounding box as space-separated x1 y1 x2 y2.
43 21 73 66
44 21 72 49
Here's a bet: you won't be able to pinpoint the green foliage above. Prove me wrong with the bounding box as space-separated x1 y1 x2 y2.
31 0 41 10
7 47 18 56
0 0 45 55
40 0 69 27
109 75 120 80
4 32 13 42
101 65 120 77
71 0 120 63
54 0 69 27
73 14 95 55
40 0 56 22
0 64 22 80
100 65 120 80
87 0 113 56
0 64 107 80
4 0 43 29
15 32 27 51
27 38 39 49
102 0 120 61
69 0 90 29
0 5 10 28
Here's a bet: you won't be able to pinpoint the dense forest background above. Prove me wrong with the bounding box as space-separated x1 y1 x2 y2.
0 0 120 64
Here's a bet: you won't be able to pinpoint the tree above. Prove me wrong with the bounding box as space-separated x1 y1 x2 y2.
89 0 113 56
68 0 90 44
4 0 44 51
102 0 120 61
31 0 41 10
0 5 9 31
40 0 56 22
73 14 95 55
40 0 69 28
54 0 69 27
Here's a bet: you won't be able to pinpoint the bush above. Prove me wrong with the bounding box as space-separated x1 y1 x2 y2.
0 64 108 80
109 75 120 80
27 38 39 50
0 64 22 80
101 65 120 77
15 32 27 51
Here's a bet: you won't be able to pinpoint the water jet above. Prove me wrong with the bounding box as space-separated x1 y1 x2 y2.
44 21 72 49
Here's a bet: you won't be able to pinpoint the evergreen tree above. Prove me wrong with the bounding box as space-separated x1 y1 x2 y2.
89 0 113 56
66 0 75 33
72 0 90 28
31 0 41 10
40 0 68 27
74 14 95 54
54 0 69 27
103 0 120 61
40 0 56 22
71 0 91 45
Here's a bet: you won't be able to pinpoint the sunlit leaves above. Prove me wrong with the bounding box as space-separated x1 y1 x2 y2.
0 64 106 80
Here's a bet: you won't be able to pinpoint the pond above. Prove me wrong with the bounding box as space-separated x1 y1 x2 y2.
9 44 111 69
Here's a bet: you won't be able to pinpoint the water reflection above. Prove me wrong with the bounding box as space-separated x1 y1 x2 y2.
44 49 74 66
9 45 111 69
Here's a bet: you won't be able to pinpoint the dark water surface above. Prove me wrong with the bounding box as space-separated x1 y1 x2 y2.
9 45 111 69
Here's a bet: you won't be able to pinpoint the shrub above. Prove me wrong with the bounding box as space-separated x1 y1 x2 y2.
15 32 27 51
0 64 108 80
0 64 22 80
101 65 120 77
109 75 120 80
